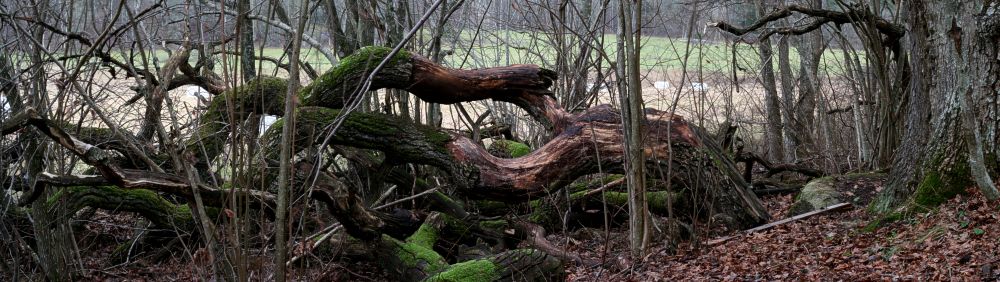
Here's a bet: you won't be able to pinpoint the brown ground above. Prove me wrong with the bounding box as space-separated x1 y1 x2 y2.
562 188 1000 281
66 180 1000 281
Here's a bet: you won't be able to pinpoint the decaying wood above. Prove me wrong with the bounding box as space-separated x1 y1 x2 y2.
3 107 276 210
706 202 852 246
751 177 803 193
5 46 776 281
247 47 769 229
580 177 626 198
511 221 585 264
736 151 824 180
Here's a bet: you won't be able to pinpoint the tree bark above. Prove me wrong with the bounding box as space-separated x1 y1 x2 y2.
237 0 256 80
755 0 785 163
777 35 798 163
25 5 80 277
792 0 822 156
616 0 651 257
875 0 1000 212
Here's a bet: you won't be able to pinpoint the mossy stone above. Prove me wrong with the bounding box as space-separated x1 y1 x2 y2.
788 177 841 216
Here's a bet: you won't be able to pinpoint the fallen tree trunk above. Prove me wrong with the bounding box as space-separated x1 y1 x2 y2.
5 46 772 280
183 46 768 228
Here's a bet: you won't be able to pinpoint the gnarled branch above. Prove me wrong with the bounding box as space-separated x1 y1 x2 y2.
709 5 904 44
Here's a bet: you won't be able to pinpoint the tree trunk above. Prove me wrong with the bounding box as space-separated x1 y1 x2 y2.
237 0 256 80
616 0 650 258
792 0 822 157
274 1 311 279
26 5 79 278
875 0 1000 213
777 35 797 163
755 0 784 162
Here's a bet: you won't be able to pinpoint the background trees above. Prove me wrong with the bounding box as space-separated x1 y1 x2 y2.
0 0 996 280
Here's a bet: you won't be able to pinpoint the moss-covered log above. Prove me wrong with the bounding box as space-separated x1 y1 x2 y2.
529 191 681 231
187 76 288 169
374 213 564 282
487 140 532 158
5 45 775 278
422 249 564 282
45 185 199 230
265 104 767 228
220 46 767 230
4 108 276 212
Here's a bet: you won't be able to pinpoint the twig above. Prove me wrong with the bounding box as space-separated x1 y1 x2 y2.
370 185 399 207
752 187 802 196
581 178 626 198
373 187 440 210
286 224 343 266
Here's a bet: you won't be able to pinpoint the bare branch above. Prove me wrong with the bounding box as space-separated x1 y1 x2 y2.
709 5 904 42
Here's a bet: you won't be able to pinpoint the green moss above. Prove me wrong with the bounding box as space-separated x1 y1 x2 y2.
205 76 287 118
479 220 508 230
488 140 532 158
788 177 840 216
297 83 314 102
46 186 195 228
426 191 471 220
528 199 542 210
913 172 945 207
398 242 445 270
261 106 455 168
191 76 288 164
862 211 904 232
419 125 455 149
473 200 510 213
303 46 411 107
646 191 676 211
526 198 563 228
406 220 440 248
384 235 447 274
329 47 409 85
345 111 408 136
596 191 676 212
424 259 500 282
384 214 455 274
45 186 72 208
911 167 970 212
565 175 623 193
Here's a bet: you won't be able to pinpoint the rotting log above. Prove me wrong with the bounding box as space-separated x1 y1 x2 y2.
183 46 768 231
2 108 276 211
264 104 767 227
46 185 197 229
374 213 565 282
4 45 773 279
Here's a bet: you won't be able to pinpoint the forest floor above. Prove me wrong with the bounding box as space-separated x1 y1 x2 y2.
563 188 1000 281
71 182 1000 281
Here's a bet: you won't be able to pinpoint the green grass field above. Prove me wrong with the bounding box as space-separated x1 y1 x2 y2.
444 31 863 76
87 30 862 78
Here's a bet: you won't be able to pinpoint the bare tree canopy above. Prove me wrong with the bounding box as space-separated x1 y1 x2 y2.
1 0 998 280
